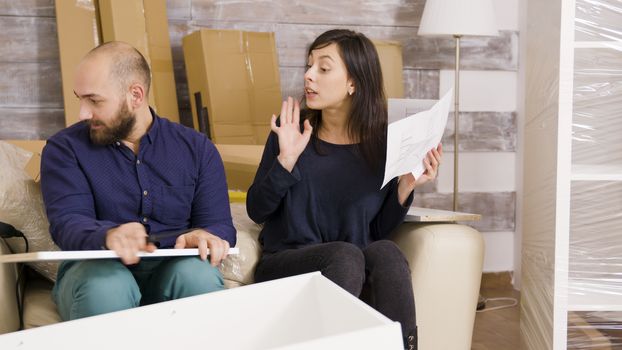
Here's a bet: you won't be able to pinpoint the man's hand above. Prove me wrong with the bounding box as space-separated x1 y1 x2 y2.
105 222 156 265
174 229 230 266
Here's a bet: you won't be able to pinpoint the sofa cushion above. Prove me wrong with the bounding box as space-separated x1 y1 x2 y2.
0 141 60 282
220 203 262 286
23 273 61 329
0 239 20 333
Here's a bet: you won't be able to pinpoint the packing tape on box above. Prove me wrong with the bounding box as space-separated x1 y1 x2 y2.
76 0 96 11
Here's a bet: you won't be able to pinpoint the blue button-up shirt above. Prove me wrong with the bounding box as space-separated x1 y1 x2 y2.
41 110 235 250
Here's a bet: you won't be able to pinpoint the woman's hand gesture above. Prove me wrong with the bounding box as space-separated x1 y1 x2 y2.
271 97 313 172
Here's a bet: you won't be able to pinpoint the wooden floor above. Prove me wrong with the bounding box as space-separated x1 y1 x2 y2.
470 275 622 349
471 273 521 350
470 273 622 349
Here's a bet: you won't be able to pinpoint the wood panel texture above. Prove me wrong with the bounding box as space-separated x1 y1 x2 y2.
0 0 55 17
442 112 517 152
190 0 425 27
0 16 59 62
0 108 64 139
0 62 62 108
416 192 516 232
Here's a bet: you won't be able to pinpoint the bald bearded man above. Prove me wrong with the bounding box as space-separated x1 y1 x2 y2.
41 41 235 320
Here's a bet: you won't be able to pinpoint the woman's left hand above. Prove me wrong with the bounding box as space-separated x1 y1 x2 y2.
397 143 443 205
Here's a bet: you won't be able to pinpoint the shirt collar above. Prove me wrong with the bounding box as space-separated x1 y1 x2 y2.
144 107 160 145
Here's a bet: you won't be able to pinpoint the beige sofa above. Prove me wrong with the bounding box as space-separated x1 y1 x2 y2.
0 202 484 349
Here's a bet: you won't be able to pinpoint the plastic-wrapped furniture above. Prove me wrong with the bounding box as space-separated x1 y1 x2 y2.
522 1 622 348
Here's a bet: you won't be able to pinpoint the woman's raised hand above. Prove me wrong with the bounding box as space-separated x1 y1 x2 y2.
271 97 313 172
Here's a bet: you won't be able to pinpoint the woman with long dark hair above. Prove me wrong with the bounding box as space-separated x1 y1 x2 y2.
246 29 442 350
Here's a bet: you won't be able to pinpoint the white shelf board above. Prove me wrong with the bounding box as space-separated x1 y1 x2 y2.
575 41 622 50
0 248 239 263
405 207 481 222
571 164 622 181
568 290 622 312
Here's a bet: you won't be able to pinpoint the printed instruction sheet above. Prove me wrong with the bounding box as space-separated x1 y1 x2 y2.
382 89 453 188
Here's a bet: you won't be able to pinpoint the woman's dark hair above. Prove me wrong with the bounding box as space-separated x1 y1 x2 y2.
301 29 387 170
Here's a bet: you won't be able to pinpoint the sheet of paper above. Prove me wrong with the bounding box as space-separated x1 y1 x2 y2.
381 89 453 188
0 248 240 263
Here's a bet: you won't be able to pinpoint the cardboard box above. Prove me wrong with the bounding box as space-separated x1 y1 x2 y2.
252 123 272 145
373 40 404 99
98 0 179 122
98 0 148 56
0 273 403 349
141 0 180 122
55 0 101 126
182 29 282 144
215 144 264 191
4 140 47 182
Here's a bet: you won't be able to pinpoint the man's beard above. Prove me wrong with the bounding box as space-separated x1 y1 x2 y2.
88 101 136 145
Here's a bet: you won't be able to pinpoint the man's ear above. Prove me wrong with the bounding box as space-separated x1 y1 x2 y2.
128 83 146 108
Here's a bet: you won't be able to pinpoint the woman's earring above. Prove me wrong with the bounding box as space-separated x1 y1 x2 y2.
348 90 354 96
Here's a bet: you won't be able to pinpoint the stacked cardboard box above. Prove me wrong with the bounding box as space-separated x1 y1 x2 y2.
55 0 100 127
214 144 264 192
373 40 405 99
182 29 282 145
55 0 179 125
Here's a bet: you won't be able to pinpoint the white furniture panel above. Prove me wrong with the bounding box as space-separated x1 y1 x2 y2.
522 0 622 348
0 273 403 350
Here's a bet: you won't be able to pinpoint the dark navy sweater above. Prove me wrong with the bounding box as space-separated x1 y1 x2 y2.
247 132 413 254
41 110 235 250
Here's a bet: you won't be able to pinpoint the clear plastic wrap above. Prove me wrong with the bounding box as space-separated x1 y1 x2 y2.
220 202 262 287
0 141 59 282
524 1 622 348
567 0 622 347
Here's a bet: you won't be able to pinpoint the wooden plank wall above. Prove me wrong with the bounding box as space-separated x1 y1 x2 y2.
0 1 64 139
0 0 518 234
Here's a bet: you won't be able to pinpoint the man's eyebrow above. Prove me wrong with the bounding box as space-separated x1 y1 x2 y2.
73 91 102 99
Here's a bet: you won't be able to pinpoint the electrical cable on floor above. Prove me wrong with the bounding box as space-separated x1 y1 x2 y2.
476 297 518 313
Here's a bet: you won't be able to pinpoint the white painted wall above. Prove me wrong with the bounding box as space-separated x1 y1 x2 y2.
436 152 516 193
482 231 515 272
434 0 520 274
439 70 518 112
437 70 517 272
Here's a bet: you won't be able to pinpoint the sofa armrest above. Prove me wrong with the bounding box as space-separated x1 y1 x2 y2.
221 226 262 288
391 222 484 350
0 238 20 334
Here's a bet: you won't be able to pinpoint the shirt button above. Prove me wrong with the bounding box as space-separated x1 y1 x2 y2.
143 190 148 196
136 159 141 165
142 217 148 223
115 141 121 146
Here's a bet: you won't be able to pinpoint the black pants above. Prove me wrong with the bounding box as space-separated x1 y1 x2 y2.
254 240 417 341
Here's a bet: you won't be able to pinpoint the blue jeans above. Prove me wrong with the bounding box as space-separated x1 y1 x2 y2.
52 257 224 321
